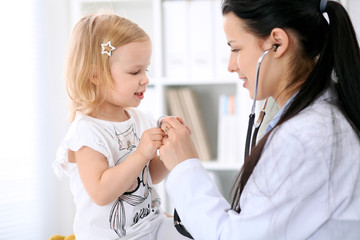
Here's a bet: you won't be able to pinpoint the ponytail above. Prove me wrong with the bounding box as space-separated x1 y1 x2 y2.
327 1 360 131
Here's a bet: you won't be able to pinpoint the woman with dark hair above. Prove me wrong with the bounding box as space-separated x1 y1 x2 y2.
159 0 360 239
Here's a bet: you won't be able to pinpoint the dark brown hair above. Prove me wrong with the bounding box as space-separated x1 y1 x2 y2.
222 0 360 212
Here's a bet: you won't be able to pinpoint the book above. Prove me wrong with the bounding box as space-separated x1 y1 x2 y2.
166 88 199 159
179 88 212 161
166 88 185 120
217 94 239 164
188 0 214 79
166 88 212 161
163 1 190 79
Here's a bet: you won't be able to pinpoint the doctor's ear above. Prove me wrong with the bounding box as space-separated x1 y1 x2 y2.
267 28 289 57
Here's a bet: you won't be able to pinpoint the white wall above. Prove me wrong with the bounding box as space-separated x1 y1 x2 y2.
35 0 75 237
348 0 360 41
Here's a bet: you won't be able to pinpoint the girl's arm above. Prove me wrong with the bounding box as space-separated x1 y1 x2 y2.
149 155 169 184
70 127 164 206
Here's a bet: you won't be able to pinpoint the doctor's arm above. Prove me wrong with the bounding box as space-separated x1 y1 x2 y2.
159 118 332 240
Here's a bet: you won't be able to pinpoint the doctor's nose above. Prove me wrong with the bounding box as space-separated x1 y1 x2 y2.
227 54 239 73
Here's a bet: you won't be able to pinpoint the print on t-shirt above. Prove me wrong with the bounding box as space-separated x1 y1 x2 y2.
106 124 152 237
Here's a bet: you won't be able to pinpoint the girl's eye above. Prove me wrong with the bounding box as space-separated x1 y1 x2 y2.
130 68 149 75
231 49 240 53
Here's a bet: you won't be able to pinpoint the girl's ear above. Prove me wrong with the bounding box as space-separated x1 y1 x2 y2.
265 28 289 58
89 65 99 85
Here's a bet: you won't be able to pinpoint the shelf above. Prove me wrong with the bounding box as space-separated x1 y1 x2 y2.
76 0 151 3
161 78 239 86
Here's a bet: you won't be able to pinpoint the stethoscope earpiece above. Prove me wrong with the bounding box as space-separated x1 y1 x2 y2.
273 44 280 52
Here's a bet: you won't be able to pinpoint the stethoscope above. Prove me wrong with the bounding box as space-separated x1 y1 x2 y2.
244 44 279 161
161 45 279 239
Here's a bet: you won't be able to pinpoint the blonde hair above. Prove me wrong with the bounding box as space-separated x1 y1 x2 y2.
65 12 150 121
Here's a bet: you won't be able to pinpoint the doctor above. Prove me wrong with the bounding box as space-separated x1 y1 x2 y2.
159 0 360 239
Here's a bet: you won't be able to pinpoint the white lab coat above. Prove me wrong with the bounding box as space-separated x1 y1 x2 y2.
166 89 360 240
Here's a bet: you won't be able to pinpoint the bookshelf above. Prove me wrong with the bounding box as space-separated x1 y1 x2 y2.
70 0 252 211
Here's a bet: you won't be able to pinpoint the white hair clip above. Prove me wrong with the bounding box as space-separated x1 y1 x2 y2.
101 41 115 56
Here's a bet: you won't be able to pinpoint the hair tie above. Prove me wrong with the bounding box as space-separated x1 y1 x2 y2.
320 0 328 13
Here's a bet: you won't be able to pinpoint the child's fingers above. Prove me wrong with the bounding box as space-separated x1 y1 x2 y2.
145 127 166 136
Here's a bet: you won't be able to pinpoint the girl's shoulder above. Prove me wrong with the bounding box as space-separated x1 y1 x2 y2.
70 112 107 136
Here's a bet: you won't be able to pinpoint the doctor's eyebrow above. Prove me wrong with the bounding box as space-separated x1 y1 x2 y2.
227 39 238 46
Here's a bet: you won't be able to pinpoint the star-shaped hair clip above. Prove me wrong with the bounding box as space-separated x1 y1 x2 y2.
101 41 115 56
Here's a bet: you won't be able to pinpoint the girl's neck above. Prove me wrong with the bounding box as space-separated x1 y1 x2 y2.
90 106 130 122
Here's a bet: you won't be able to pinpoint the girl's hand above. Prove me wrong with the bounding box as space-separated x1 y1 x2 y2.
137 128 165 160
159 117 199 170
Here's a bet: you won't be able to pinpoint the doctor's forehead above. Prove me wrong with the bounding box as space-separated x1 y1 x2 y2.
223 13 250 42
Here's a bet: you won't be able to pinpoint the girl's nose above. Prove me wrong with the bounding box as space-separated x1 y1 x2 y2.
140 75 149 86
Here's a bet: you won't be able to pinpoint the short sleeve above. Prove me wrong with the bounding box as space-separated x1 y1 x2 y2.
53 116 111 179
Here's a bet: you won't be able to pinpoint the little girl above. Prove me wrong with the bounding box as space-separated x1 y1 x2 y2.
53 12 189 240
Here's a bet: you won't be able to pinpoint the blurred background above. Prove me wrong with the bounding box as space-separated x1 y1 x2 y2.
0 0 358 239
0 0 72 239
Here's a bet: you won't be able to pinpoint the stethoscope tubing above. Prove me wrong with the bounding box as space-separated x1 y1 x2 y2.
251 49 270 114
245 49 271 161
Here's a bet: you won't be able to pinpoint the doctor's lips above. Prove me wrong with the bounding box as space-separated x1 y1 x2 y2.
239 77 248 87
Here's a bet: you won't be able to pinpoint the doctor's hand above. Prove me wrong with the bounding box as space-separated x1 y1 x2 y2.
159 117 199 171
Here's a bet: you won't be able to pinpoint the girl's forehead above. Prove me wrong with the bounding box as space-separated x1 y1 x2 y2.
113 41 151 55
110 41 152 66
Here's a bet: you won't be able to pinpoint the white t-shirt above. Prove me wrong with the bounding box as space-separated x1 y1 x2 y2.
53 108 162 240
166 88 360 240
